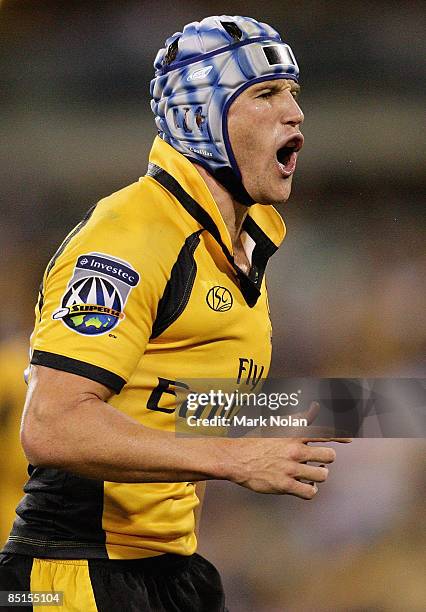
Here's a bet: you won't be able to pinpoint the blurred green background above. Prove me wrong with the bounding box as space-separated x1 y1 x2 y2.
0 1 425 610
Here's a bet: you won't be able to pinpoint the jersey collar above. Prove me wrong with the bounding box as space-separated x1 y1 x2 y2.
147 137 286 306
148 137 286 251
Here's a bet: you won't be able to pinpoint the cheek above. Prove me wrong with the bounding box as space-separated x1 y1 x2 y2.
233 123 270 161
228 105 264 148
227 105 275 173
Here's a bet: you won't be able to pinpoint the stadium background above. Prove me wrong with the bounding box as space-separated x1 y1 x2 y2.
0 1 424 609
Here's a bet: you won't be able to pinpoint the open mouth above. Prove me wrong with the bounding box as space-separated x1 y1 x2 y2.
276 134 304 177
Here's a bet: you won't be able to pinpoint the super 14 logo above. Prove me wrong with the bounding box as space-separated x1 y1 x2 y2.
52 252 139 336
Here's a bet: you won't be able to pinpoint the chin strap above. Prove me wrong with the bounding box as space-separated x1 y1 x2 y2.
213 166 255 207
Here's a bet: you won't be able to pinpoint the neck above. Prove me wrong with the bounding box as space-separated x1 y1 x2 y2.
192 163 249 247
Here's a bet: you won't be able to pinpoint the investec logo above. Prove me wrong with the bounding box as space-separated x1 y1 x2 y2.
77 253 140 287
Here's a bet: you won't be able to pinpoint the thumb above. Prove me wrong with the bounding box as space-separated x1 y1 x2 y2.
304 401 320 425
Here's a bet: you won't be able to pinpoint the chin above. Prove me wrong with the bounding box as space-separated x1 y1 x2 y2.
256 184 293 206
275 178 293 204
243 172 294 205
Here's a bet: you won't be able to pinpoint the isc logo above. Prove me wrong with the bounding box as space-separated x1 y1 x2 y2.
206 286 233 312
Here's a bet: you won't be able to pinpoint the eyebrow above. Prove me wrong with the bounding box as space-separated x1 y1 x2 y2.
254 80 301 96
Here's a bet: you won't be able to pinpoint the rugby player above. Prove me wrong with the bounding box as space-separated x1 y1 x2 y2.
0 16 350 611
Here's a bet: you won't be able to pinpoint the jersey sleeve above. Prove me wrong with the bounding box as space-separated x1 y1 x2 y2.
30 200 169 393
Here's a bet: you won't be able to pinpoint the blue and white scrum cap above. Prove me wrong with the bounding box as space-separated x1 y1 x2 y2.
150 15 299 206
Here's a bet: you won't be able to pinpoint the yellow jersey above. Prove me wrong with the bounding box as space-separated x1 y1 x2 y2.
3 137 285 560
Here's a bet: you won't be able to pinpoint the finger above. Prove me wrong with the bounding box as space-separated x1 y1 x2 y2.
302 437 352 443
305 401 320 424
304 446 337 464
295 464 328 483
292 426 351 438
286 479 318 500
292 400 320 425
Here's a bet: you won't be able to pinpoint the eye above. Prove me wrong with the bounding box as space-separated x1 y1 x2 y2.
257 89 273 99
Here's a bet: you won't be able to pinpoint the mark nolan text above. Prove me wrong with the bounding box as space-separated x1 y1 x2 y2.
186 415 308 428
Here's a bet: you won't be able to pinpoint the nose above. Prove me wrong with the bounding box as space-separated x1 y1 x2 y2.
281 91 304 127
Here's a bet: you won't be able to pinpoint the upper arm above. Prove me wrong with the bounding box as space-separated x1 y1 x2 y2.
22 185 182 463
30 194 172 392
21 364 114 462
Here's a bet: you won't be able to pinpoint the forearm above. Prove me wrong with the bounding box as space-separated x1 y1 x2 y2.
22 393 230 483
22 367 350 497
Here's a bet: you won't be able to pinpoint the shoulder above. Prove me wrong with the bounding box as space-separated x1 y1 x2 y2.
48 177 197 287
87 177 192 250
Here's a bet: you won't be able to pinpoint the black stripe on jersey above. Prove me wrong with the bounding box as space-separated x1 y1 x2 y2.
4 466 108 560
37 204 97 319
147 164 234 263
151 230 202 339
31 350 125 393
146 164 277 307
242 215 278 289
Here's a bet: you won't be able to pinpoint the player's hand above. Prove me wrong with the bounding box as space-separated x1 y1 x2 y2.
228 403 351 499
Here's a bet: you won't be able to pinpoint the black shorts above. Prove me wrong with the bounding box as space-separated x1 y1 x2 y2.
0 552 227 612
